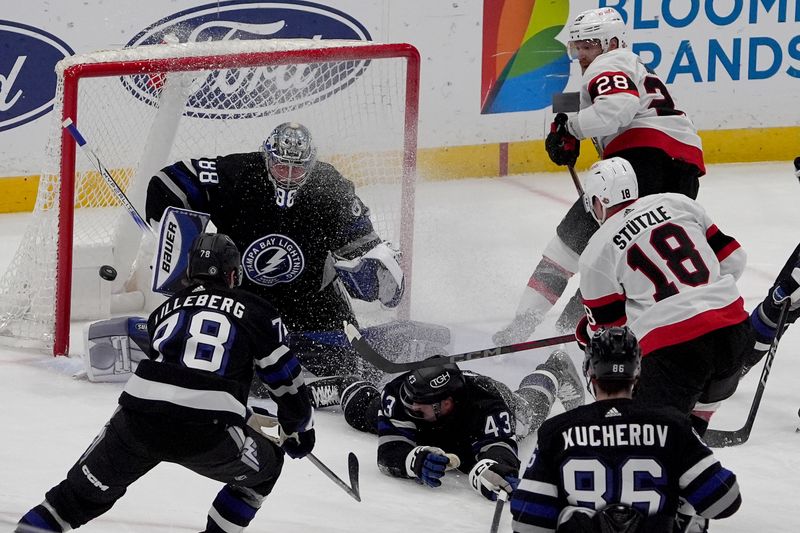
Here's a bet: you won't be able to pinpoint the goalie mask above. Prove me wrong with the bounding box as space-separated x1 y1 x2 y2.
186 233 243 288
568 7 628 59
262 122 317 191
582 157 638 224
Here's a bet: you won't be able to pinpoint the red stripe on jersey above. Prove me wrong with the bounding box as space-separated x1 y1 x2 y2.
588 71 639 100
604 129 706 176
705 224 719 239
715 240 740 262
582 292 625 307
638 298 748 355
589 316 627 333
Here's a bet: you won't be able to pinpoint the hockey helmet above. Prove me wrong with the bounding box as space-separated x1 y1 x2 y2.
400 362 465 419
583 326 641 382
582 157 639 224
262 122 317 190
568 7 628 57
186 233 243 288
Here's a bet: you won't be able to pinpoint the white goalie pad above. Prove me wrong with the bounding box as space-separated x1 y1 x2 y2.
83 316 150 383
334 241 404 307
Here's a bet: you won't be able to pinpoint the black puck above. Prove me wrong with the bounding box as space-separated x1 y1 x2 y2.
99 265 117 281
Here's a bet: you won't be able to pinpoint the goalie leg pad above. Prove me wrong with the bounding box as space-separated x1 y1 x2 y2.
362 319 452 364
84 317 149 383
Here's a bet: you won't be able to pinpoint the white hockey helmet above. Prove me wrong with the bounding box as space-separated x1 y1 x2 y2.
262 122 317 190
582 157 638 224
568 7 628 56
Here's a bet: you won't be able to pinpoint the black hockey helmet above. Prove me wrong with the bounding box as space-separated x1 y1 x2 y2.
584 326 641 382
186 233 243 288
400 362 465 407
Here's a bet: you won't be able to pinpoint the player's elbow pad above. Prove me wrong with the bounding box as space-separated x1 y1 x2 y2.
334 241 404 307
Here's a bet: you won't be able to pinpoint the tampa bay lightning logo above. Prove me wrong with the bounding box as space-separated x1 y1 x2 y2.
123 1 371 119
243 234 305 287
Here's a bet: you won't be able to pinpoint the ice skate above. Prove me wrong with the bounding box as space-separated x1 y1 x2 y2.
538 349 585 411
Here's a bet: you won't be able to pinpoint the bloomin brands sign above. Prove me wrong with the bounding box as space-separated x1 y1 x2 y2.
0 20 73 132
482 0 800 115
123 0 372 119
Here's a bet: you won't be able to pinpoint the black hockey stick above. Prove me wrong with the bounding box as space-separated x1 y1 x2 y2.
249 406 361 501
344 321 575 373
704 300 790 448
489 491 509 533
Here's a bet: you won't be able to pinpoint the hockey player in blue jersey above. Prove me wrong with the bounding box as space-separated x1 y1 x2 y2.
17 234 314 533
338 350 584 501
510 327 741 533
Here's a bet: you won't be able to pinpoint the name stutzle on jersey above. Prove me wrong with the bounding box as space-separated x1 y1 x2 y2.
563 423 669 449
612 206 672 250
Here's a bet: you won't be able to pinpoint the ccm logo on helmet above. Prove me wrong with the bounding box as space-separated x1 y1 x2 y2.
124 1 371 119
429 371 451 389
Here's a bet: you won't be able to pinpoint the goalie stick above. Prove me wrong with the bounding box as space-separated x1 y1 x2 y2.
344 321 575 372
704 299 790 448
63 118 153 235
249 406 361 502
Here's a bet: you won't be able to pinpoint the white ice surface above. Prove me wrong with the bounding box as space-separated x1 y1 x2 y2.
1 162 799 532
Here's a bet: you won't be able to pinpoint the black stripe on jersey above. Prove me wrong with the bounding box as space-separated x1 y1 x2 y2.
705 224 740 261
582 293 626 327
683 460 741 519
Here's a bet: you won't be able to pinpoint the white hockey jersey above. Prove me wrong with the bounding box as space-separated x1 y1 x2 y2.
579 193 748 355
567 49 705 175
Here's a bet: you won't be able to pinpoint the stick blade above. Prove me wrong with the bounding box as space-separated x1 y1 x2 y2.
703 429 749 448
347 452 361 502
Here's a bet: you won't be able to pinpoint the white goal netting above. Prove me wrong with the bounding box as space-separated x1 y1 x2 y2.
0 39 419 355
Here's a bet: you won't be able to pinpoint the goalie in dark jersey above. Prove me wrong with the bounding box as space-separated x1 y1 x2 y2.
145 122 430 401
510 327 741 533
17 233 314 533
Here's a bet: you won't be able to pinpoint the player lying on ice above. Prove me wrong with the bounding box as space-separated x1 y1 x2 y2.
337 350 584 500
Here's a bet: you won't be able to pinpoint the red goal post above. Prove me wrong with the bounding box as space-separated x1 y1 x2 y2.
0 39 420 356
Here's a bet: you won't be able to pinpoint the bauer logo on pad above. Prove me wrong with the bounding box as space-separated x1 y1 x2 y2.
123 1 372 119
152 207 210 296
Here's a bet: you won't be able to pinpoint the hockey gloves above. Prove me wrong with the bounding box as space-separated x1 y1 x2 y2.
280 426 316 459
545 113 580 167
406 446 450 488
469 459 519 501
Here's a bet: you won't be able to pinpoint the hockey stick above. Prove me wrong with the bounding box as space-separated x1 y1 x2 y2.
344 321 575 373
704 299 790 448
62 118 153 234
489 491 508 533
249 406 361 501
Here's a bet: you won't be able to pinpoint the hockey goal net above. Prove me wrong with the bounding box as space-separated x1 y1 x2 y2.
0 39 419 356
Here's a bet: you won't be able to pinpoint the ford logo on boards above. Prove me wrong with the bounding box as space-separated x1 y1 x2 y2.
0 20 74 132
124 1 372 119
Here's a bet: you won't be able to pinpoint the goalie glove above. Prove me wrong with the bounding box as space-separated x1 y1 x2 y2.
334 241 404 307
469 459 519 501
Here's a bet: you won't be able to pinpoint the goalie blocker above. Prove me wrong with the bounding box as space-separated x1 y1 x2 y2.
334 241 404 308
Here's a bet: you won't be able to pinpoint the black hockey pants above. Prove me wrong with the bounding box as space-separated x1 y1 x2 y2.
42 408 283 529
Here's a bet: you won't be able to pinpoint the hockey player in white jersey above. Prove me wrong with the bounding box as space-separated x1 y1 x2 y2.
577 157 800 442
495 7 705 346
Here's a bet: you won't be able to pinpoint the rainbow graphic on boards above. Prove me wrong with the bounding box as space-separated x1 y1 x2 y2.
481 0 571 114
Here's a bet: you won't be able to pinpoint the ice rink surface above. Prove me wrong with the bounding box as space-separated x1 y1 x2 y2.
1 161 799 532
